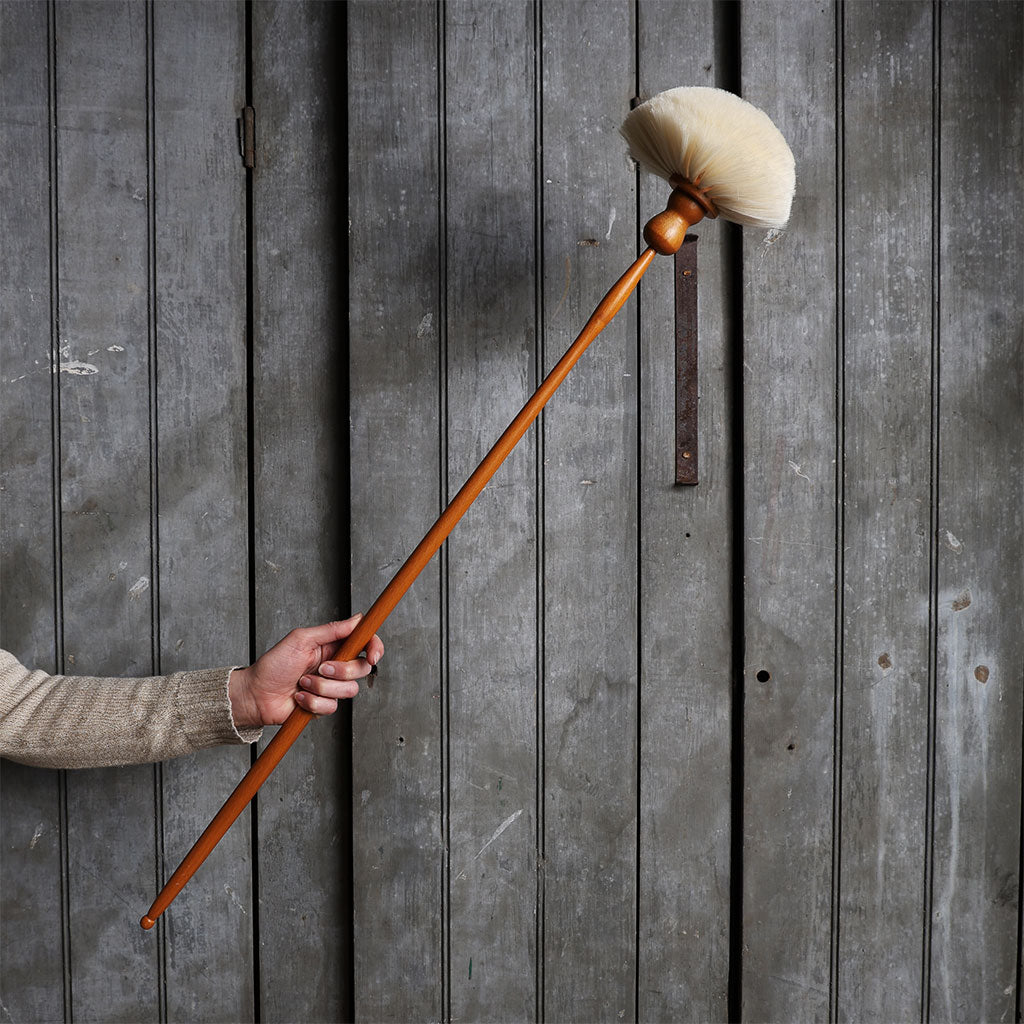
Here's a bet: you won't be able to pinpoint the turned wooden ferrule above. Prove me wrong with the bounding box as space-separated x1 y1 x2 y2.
643 178 718 255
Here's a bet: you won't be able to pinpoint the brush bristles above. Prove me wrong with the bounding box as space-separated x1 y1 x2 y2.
621 86 795 229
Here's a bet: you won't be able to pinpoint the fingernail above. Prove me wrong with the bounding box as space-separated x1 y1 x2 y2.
320 663 335 677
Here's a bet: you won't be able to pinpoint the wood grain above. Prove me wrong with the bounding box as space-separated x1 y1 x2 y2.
740 3 839 1019
540 3 639 1019
151 2 253 1019
931 3 1023 1019
251 2 350 1018
837 4 934 1018
636 3 733 1019
443 3 539 1020
54 4 161 1017
348 3 445 1020
0 4 65 1020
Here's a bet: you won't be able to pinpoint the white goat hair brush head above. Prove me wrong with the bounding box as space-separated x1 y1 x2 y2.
621 86 796 229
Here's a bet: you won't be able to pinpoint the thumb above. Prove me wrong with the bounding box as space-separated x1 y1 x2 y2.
298 614 366 649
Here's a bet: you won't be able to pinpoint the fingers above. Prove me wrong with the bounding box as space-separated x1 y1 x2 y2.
295 637 383 716
289 617 384 673
294 688 342 716
300 672 361 697
281 619 383 720
364 633 384 667
295 670 361 717
317 656 375 682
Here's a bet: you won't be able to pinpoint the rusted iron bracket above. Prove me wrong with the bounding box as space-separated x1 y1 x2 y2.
239 106 255 169
674 234 699 485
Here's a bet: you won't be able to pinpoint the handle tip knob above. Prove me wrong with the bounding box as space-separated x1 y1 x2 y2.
643 210 689 255
140 915 156 931
643 181 717 255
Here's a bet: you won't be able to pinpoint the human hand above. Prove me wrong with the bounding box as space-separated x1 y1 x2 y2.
228 615 383 728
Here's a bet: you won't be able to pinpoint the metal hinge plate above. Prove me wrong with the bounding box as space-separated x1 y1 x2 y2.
674 235 699 485
239 106 255 169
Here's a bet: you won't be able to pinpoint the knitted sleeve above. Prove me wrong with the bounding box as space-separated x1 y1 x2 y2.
0 649 263 770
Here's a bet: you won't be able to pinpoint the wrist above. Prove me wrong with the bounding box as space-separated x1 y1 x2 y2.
228 666 262 730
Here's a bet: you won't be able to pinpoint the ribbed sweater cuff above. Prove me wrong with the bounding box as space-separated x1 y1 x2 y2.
176 666 263 750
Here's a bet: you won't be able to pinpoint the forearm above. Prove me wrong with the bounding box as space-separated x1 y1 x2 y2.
0 649 261 770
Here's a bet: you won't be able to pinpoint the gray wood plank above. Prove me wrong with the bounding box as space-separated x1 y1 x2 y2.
836 4 935 1019
0 5 67 1017
348 3 445 1019
442 3 539 1020
53 3 160 1017
930 3 1023 1020
250 2 351 1019
540 3 639 1019
739 2 839 1019
0 0 59 666
635 4 734 1019
150 3 254 1020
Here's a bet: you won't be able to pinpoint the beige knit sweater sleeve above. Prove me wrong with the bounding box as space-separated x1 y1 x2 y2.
0 649 262 770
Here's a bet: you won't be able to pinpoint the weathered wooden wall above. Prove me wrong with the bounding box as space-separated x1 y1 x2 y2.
1 1 1021 1022
1 1 348 1020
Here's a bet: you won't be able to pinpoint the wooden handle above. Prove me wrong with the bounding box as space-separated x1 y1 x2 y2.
142 192 704 930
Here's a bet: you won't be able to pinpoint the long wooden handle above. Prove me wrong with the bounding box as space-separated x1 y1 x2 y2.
142 186 708 929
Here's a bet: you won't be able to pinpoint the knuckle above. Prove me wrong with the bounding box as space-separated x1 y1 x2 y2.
286 627 310 648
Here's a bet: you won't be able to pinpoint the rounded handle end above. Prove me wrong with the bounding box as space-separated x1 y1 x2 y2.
643 210 689 255
140 915 156 931
643 180 717 255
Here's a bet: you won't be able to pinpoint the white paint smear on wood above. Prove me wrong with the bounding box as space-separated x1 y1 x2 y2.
454 808 524 882
57 361 99 376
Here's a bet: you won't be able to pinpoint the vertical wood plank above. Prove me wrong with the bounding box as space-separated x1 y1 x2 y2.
443 2 539 1020
250 2 350 1019
837 4 935 1019
0 3 57 664
635 4 734 1019
152 2 254 1019
348 3 445 1020
540 2 639 1019
931 3 1023 1019
740 3 838 1019
54 3 160 1016
0 2 65 1019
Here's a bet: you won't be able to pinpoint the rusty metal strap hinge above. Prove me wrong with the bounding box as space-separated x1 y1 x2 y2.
239 106 255 169
674 234 699 485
